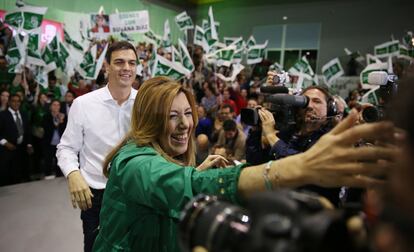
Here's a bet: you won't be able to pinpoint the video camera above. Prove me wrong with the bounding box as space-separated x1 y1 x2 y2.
179 190 362 252
362 71 398 122
241 86 309 132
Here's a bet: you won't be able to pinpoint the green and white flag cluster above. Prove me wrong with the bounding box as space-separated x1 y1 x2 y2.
5 4 47 33
288 56 314 79
359 62 388 86
246 40 268 65
152 54 191 80
175 11 193 31
322 57 344 85
77 43 108 80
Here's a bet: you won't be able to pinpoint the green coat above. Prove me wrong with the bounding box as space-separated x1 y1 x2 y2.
93 143 244 252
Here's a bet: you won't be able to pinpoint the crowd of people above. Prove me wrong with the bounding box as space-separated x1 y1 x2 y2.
1 19 414 252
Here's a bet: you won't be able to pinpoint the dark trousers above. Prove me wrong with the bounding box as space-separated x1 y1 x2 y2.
81 188 104 252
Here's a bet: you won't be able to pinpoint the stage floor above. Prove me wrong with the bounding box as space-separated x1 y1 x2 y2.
0 177 83 252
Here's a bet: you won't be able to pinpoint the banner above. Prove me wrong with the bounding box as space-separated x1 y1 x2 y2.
175 11 193 31
5 5 47 33
321 57 344 85
109 10 149 34
245 36 256 50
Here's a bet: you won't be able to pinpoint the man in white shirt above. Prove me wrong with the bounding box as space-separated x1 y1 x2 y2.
56 41 138 252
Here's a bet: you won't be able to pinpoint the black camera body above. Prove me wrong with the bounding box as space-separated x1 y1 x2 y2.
179 190 357 252
241 92 309 132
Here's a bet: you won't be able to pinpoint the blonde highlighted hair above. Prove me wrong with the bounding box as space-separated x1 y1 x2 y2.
103 76 198 177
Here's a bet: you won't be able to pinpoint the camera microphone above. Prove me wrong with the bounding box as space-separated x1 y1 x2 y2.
260 86 289 94
367 71 398 85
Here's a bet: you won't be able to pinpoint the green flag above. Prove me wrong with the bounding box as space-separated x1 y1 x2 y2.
322 57 344 85
144 29 162 47
41 42 57 73
171 45 182 64
246 40 267 65
27 28 44 66
64 29 84 51
245 36 256 50
33 65 48 88
5 5 47 33
5 34 26 73
288 56 314 79
215 63 245 82
178 38 194 72
162 19 172 49
152 55 191 80
374 40 400 58
366 53 382 65
175 11 193 31
77 43 108 79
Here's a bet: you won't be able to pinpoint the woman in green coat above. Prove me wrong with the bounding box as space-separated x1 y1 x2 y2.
92 76 399 252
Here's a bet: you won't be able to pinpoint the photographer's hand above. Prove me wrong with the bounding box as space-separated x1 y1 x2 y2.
258 108 279 146
266 71 277 85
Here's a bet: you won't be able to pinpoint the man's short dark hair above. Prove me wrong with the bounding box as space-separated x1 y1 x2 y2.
105 41 137 63
223 119 237 131
221 104 234 113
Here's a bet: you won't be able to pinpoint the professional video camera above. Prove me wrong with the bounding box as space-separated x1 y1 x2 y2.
241 86 309 132
179 190 364 252
361 71 398 122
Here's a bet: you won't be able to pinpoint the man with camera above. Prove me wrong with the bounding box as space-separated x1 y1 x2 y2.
246 72 340 204
259 85 337 160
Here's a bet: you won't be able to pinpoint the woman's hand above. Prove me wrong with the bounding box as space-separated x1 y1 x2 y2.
196 155 231 171
298 109 401 188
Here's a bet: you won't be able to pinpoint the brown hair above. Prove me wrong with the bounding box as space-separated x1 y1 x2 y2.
105 40 137 63
103 76 198 177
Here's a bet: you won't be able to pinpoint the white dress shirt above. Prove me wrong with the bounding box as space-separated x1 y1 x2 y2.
56 85 137 189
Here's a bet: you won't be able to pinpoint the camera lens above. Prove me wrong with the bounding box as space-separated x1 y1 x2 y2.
272 75 281 85
179 194 251 252
362 106 379 123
